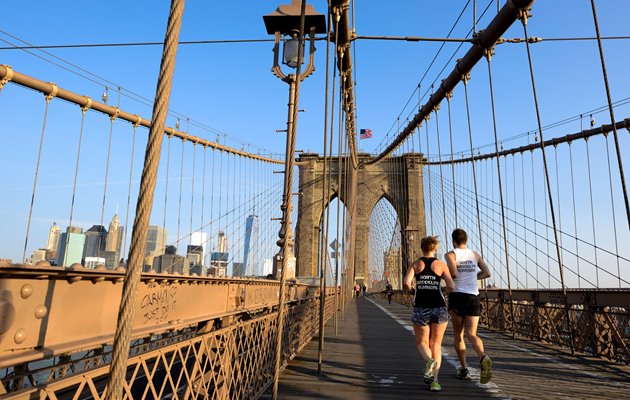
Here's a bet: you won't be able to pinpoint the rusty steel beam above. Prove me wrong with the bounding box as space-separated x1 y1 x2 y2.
0 65 283 164
368 0 536 165
0 287 337 398
425 118 630 165
0 265 319 369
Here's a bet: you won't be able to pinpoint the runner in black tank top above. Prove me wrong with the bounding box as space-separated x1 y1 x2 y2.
414 257 446 309
404 236 455 392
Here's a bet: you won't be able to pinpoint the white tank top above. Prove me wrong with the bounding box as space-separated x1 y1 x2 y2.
452 248 479 295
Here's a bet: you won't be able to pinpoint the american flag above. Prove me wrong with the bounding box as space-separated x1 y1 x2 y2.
360 128 372 139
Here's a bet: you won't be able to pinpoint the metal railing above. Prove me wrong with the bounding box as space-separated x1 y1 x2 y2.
376 288 630 364
0 265 336 398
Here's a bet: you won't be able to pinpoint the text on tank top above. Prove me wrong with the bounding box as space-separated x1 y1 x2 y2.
452 248 479 295
413 257 446 308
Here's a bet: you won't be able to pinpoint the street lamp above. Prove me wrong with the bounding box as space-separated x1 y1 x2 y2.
264 2 326 398
263 0 326 280
404 226 417 289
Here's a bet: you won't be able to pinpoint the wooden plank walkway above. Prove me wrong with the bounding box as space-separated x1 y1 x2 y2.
269 296 630 399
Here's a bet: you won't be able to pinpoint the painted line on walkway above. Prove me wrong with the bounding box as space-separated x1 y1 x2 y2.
366 297 510 399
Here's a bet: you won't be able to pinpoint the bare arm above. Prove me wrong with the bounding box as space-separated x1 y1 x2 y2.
444 251 458 279
475 252 491 280
439 261 455 294
403 261 419 292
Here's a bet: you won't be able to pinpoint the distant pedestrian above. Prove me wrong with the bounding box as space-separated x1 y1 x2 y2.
445 228 493 384
385 282 394 304
361 285 367 297
354 283 360 299
404 236 454 392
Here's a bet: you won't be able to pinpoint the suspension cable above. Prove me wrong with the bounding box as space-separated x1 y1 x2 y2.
589 0 630 229
162 135 172 257
520 13 568 294
122 117 139 264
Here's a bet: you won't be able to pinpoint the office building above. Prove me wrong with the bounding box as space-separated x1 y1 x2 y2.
46 222 61 252
29 248 47 264
84 256 106 269
83 225 107 259
190 231 207 266
105 213 124 269
232 262 245 276
187 245 204 268
153 245 189 274
56 226 85 267
145 225 167 257
242 215 260 276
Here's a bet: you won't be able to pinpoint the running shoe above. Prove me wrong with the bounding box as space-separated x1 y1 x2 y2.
430 381 442 392
456 367 471 380
480 355 493 384
423 358 437 384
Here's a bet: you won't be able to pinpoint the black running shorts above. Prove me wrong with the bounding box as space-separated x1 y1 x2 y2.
448 292 481 317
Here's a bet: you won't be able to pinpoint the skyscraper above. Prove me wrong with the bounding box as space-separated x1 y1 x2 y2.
242 215 260 276
105 213 124 268
57 226 86 267
190 231 208 266
153 245 189 274
210 231 229 277
45 222 61 255
217 230 227 253
145 225 167 257
83 225 107 260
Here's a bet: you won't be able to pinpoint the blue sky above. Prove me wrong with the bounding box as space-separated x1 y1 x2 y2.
1 1 628 286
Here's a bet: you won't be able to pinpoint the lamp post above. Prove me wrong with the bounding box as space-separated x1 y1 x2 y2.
404 226 417 288
263 2 325 398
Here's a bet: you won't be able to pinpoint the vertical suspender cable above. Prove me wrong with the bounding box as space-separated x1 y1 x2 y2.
163 136 172 257
123 116 139 264
603 133 622 287
462 76 486 270
176 137 185 252
425 119 433 235
585 140 599 287
520 12 574 354
62 105 88 266
189 143 196 247
486 55 515 329
446 94 458 226
568 143 581 288
590 0 630 229
434 107 448 244
317 2 334 373
200 145 207 262
107 0 185 396
99 105 118 258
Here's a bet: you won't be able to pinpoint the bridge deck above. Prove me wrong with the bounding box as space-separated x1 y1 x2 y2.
271 296 630 399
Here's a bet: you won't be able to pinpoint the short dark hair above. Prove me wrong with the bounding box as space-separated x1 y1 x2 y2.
452 228 468 245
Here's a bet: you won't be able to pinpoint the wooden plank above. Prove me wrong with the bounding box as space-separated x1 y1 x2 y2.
268 296 630 399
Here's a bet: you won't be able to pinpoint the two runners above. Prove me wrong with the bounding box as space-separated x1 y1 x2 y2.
406 229 493 391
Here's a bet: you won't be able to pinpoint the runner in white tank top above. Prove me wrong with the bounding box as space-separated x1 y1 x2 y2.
444 229 493 384
452 247 480 295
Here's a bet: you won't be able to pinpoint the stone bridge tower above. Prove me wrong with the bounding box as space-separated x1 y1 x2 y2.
294 153 426 286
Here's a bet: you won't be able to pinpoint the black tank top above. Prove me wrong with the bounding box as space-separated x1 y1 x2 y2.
413 257 446 308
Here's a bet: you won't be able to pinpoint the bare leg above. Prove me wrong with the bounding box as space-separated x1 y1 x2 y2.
464 316 485 361
413 324 431 362
450 310 467 369
429 322 448 382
